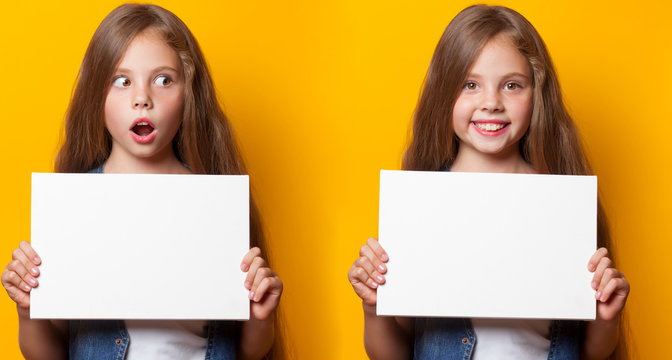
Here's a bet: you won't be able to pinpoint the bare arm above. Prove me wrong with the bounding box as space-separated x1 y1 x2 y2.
3 241 68 360
238 247 282 360
239 316 275 360
17 307 68 360
581 248 629 360
582 317 619 360
363 305 413 360
349 238 413 360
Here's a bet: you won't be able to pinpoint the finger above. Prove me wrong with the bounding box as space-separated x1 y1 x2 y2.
355 255 377 276
597 275 629 303
347 265 379 306
6 259 38 288
251 267 275 292
19 241 41 266
366 237 389 263
356 256 386 285
591 256 612 290
12 248 39 279
5 286 31 308
360 244 387 275
9 257 39 288
1 269 12 288
240 247 261 272
2 269 33 293
6 259 29 281
348 264 378 289
596 267 621 297
244 257 266 290
250 276 282 302
587 247 608 272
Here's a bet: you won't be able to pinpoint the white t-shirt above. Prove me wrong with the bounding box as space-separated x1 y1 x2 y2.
472 319 551 359
124 320 208 360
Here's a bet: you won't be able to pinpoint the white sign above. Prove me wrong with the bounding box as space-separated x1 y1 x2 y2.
377 170 596 320
30 173 250 320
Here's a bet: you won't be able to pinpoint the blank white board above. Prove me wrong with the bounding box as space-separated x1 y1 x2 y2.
30 173 250 320
377 170 596 320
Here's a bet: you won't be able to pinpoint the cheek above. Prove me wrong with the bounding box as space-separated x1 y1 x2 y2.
103 93 122 128
511 95 533 124
451 97 474 130
161 91 185 122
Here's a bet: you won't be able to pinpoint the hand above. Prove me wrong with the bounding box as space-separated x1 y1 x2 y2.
588 247 629 321
240 247 282 321
2 241 41 310
348 237 389 306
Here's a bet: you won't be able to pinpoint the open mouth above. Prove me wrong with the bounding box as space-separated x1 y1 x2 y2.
472 121 509 135
132 121 155 136
475 123 506 131
130 119 157 143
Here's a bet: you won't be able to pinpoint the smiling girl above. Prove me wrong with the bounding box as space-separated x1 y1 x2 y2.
348 5 629 359
1 4 282 360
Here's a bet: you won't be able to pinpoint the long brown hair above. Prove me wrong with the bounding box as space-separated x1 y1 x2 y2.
54 4 285 358
403 5 625 357
403 4 610 247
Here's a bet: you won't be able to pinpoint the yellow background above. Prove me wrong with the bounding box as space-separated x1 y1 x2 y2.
1 0 670 358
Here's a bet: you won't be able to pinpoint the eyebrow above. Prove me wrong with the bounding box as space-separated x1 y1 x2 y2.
468 72 530 80
115 66 180 74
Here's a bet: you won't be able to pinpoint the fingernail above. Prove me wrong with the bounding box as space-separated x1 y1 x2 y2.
34 257 40 263
591 281 597 289
29 278 36 285
370 281 378 288
595 291 601 300
30 268 38 275
376 275 384 283
249 292 255 300
600 295 606 302
241 263 248 272
588 264 595 271
244 281 252 289
253 295 259 302
24 285 31 291
381 253 389 261
378 264 385 272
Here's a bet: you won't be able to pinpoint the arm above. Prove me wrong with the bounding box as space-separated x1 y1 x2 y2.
18 308 68 360
581 247 629 360
363 305 414 360
238 247 282 360
348 238 413 360
2 241 68 360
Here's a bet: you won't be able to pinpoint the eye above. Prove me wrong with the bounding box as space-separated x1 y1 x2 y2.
154 75 172 87
505 82 521 90
113 76 131 88
464 81 478 90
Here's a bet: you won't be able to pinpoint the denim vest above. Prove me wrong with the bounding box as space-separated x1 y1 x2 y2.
414 318 583 360
77 165 238 359
68 320 238 360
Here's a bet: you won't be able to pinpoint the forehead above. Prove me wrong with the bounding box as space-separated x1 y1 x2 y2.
116 28 181 72
469 34 530 77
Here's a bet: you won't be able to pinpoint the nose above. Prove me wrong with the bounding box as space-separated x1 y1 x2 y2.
132 86 153 110
480 88 503 112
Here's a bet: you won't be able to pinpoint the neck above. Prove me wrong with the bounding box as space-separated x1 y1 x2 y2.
104 146 190 174
451 142 535 174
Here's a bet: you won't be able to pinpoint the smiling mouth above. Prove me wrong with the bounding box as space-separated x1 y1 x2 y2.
473 122 508 131
132 121 155 136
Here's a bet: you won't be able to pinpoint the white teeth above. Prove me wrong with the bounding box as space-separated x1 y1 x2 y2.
137 121 148 126
475 123 506 131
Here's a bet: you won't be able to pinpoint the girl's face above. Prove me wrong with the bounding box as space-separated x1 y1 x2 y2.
452 33 532 161
104 29 184 163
